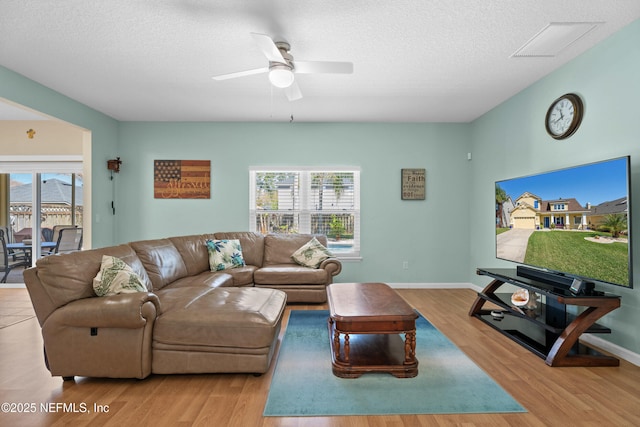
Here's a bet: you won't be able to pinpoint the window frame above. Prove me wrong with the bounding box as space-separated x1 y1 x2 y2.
249 166 360 259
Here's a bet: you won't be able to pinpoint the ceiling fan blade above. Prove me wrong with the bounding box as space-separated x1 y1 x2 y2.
284 81 303 101
294 61 353 74
212 67 268 81
251 32 286 63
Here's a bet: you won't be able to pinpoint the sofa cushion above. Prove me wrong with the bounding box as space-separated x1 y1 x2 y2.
254 264 329 285
152 287 286 349
93 255 148 296
213 232 264 267
165 271 234 289
263 234 329 266
169 234 216 276
130 239 188 291
205 239 246 271
291 236 333 268
217 265 257 286
35 244 151 309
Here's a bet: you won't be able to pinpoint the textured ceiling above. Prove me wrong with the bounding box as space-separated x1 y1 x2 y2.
1 1 639 122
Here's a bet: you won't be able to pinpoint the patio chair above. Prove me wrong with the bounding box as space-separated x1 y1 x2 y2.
1 228 29 283
41 228 54 242
43 225 76 255
51 225 75 244
53 227 83 254
0 225 27 263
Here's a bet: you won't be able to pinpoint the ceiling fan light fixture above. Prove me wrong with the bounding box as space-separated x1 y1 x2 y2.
269 65 294 88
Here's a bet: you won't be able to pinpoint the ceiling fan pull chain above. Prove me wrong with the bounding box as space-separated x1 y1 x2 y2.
270 83 274 119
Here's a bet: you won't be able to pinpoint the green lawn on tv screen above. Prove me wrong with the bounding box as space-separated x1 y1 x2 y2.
524 231 629 286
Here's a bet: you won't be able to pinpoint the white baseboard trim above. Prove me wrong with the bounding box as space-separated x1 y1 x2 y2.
388 282 480 290
580 334 640 367
0 283 26 289
388 282 640 367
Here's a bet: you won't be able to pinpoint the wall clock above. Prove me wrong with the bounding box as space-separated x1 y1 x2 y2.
545 93 584 140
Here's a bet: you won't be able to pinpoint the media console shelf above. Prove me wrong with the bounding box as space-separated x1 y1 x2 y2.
470 268 621 367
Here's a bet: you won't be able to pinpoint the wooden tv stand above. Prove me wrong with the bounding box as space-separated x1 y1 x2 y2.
469 268 621 367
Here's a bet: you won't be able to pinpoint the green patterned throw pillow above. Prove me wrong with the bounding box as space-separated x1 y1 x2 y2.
93 255 147 296
205 239 246 271
291 237 333 268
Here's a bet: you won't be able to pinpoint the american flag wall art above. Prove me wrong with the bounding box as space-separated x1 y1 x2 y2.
154 160 211 199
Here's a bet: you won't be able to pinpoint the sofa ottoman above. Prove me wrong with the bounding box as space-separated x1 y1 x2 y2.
151 287 286 375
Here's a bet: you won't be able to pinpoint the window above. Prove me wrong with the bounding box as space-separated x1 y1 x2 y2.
249 167 360 258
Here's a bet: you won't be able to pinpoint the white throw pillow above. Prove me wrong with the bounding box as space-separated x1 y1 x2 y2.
291 237 333 268
93 255 147 296
205 239 246 271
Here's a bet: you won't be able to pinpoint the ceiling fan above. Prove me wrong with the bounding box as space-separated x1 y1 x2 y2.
212 33 353 101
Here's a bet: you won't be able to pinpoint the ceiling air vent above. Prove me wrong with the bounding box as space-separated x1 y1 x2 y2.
512 22 603 58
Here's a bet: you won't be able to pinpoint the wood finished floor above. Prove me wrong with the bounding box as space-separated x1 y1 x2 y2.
0 285 35 328
1 287 639 427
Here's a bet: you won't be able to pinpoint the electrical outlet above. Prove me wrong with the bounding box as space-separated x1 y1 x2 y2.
402 261 409 270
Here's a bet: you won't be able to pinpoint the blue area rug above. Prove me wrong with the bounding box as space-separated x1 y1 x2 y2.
264 310 526 416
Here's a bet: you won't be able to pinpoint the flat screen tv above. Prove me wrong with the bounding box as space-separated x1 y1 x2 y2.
495 156 632 289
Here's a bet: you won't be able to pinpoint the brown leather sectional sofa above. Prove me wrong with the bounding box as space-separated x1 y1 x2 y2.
23 232 342 379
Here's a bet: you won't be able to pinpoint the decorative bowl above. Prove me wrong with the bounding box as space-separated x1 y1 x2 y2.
511 288 529 307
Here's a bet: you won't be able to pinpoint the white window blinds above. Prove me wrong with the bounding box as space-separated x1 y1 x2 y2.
250 167 360 257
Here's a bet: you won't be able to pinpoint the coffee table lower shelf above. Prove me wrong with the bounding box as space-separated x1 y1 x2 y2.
328 319 419 378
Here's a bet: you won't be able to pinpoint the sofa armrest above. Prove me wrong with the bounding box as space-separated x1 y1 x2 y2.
319 257 342 277
53 292 160 329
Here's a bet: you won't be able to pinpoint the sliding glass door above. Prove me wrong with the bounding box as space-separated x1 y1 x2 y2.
0 162 83 267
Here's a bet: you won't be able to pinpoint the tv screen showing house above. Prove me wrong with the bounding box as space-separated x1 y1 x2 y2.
495 156 632 288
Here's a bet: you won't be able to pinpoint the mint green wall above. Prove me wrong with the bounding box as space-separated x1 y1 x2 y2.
2 18 638 354
116 122 471 283
0 65 119 246
469 19 640 353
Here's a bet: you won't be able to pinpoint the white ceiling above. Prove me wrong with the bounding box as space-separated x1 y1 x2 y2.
1 1 639 123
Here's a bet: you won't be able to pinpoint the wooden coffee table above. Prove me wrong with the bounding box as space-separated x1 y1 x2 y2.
326 282 419 378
